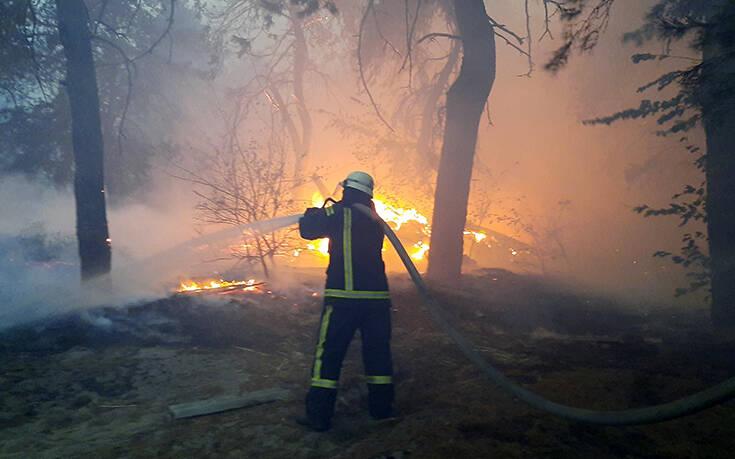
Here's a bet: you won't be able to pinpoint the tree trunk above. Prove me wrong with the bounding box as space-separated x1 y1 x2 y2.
702 37 735 329
426 0 495 283
56 0 111 280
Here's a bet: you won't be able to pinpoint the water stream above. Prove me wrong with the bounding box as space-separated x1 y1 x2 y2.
141 213 304 264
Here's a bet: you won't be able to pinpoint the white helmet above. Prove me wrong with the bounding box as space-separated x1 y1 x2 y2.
340 171 374 197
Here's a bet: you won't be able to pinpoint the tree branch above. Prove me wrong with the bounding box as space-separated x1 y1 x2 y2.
372 7 402 56
485 14 529 58
358 0 394 132
520 0 534 77
487 15 524 44
90 35 135 155
400 0 422 90
540 0 562 40
415 32 461 46
494 28 529 57
130 0 175 62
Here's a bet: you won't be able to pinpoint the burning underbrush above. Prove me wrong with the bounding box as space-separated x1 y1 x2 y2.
177 278 263 294
211 192 534 279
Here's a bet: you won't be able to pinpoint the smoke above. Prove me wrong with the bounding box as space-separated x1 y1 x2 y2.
0 0 712 330
0 175 192 328
0 176 75 235
458 0 707 309
0 173 312 329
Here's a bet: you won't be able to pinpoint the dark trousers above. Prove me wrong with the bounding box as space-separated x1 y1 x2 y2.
306 300 394 422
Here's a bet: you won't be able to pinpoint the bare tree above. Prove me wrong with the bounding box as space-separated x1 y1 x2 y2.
206 0 339 184
177 103 299 278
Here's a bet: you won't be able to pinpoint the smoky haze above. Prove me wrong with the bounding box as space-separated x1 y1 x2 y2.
473 0 704 306
0 0 707 328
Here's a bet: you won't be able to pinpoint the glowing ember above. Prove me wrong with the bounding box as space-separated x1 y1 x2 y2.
178 278 259 293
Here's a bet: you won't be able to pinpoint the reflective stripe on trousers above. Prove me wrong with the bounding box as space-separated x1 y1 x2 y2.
312 305 337 389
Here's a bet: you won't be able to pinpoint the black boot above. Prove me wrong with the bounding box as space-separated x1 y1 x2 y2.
300 387 337 431
368 383 395 419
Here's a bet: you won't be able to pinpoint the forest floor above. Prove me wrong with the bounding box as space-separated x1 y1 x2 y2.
2 268 735 458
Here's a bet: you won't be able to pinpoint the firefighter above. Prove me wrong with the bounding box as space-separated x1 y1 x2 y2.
296 171 394 431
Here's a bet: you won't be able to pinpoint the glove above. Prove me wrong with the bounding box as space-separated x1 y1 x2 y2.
304 206 320 216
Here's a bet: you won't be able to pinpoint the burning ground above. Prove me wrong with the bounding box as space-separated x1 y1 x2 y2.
2 269 735 458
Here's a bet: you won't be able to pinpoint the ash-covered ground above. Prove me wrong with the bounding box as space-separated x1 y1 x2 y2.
2 269 735 458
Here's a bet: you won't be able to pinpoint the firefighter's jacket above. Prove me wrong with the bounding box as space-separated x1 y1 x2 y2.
299 200 389 303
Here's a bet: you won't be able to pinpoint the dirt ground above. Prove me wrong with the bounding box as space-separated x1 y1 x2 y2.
2 268 735 458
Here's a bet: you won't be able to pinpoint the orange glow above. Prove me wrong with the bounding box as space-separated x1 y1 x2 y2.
300 194 498 263
304 192 329 257
178 278 258 293
410 241 430 260
373 196 429 230
307 238 329 257
312 191 325 208
464 230 487 242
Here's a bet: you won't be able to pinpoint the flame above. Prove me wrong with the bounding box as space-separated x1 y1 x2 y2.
301 193 496 263
410 241 430 260
178 278 258 293
307 239 329 257
373 197 428 230
464 230 486 242
311 191 325 208
311 192 429 230
304 192 329 257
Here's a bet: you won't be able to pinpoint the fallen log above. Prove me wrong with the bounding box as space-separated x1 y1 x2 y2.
169 388 292 419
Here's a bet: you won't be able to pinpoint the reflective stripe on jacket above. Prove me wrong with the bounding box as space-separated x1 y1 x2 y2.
299 201 389 299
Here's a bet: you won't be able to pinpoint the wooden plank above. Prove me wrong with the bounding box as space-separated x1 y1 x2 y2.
169 388 292 419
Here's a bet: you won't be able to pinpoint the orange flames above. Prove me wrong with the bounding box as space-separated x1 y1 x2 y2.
178 278 259 293
176 193 500 294
295 192 488 262
373 199 429 230
177 193 502 294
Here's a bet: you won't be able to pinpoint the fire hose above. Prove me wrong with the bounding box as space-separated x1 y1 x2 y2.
348 203 735 426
